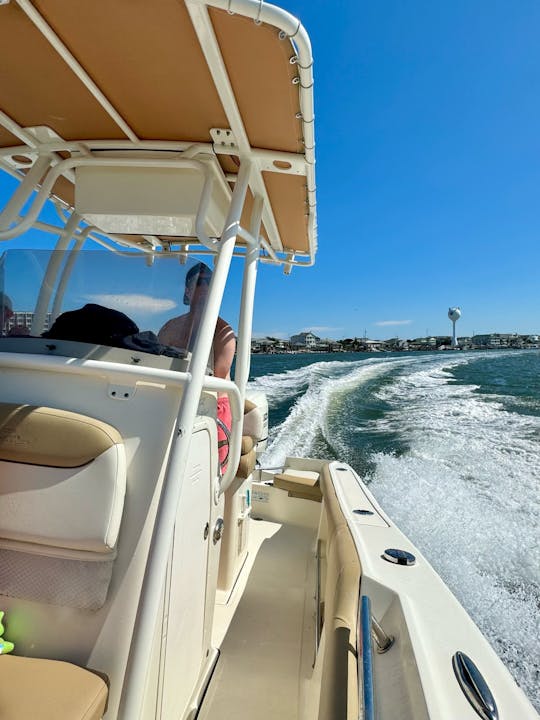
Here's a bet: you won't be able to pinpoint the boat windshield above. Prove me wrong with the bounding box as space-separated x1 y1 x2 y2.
0 248 224 368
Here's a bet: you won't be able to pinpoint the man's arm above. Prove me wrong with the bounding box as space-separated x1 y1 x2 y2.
214 317 236 381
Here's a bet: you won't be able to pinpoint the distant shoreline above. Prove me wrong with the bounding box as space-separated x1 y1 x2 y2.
251 346 539 355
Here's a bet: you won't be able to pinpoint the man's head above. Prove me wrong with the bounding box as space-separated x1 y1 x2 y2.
183 262 212 306
0 292 13 330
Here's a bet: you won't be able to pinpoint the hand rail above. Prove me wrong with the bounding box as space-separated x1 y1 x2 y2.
201 376 243 495
359 595 375 720
0 351 242 494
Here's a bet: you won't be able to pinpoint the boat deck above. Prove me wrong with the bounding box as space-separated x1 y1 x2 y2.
199 521 317 720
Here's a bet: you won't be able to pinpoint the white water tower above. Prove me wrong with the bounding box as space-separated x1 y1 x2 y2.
448 307 461 348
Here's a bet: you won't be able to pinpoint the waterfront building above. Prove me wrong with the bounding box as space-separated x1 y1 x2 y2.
251 337 284 353
6 311 52 334
472 333 518 348
290 331 319 349
384 338 409 351
363 339 386 351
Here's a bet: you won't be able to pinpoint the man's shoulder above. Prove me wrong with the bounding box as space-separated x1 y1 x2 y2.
160 314 188 330
216 316 234 333
158 314 188 341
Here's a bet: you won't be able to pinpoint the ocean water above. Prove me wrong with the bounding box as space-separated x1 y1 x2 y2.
248 349 540 711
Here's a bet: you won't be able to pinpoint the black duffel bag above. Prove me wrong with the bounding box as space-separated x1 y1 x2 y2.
42 303 139 348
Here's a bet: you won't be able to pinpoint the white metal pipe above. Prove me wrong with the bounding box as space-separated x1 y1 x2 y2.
234 194 262 396
236 225 258 246
0 140 307 178
15 0 138 142
260 236 278 262
0 352 192 384
195 172 219 249
50 234 85 322
185 162 252 494
192 0 315 159
32 218 157 257
30 213 81 334
118 159 251 720
0 139 215 158
186 1 284 253
187 0 317 262
0 156 52 231
0 110 38 148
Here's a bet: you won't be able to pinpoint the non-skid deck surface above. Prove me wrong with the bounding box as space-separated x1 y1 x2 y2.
198 522 316 720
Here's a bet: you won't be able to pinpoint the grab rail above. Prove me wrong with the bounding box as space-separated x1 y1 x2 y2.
203 377 243 495
359 595 375 720
0 351 242 495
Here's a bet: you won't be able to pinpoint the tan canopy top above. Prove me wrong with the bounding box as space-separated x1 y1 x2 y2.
0 0 317 266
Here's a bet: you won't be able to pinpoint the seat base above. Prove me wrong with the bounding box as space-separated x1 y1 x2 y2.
0 655 108 720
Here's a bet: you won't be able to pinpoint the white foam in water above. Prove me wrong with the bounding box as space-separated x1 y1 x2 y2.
254 351 540 710
369 355 540 707
252 357 410 468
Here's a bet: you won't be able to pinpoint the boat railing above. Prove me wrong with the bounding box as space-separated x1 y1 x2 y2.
358 595 394 720
0 349 243 495
359 595 375 720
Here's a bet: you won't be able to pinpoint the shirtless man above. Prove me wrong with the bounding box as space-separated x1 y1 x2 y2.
158 262 236 471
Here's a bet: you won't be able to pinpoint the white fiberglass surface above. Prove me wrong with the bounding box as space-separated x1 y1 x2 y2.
250 350 540 710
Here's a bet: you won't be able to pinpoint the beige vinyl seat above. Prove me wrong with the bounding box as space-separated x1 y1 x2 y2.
232 398 263 480
0 655 108 720
0 403 124 719
273 467 323 502
0 403 126 609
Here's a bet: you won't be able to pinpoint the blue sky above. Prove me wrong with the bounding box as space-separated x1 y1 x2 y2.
252 0 540 339
2 1 540 340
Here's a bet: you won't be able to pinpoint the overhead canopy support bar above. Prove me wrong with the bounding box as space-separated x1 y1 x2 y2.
0 156 53 231
186 0 285 253
30 211 82 334
0 110 39 148
188 0 317 259
15 0 139 141
234 193 262 394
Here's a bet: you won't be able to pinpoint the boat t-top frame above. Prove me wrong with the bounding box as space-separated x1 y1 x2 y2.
0 0 318 489
0 2 317 718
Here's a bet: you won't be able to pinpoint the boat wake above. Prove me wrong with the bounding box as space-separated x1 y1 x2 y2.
250 351 540 709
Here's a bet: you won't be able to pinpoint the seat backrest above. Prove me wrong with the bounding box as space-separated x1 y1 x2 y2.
0 403 126 609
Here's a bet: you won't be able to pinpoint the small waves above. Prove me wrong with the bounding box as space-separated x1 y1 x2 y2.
250 356 414 467
250 350 540 709
368 354 540 704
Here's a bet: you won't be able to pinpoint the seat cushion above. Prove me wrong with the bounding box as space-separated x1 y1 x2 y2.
236 448 256 479
240 435 255 455
273 468 322 502
0 655 108 720
0 404 126 553
0 404 122 468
